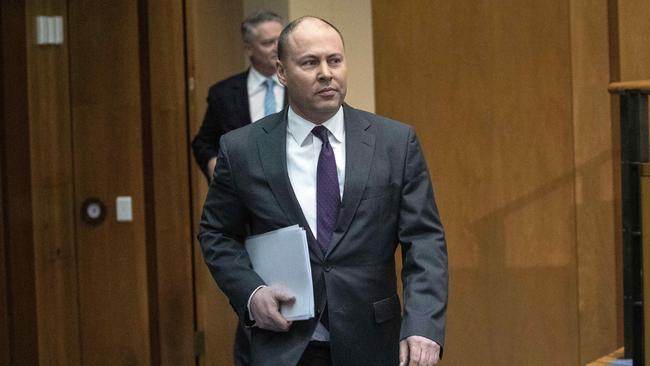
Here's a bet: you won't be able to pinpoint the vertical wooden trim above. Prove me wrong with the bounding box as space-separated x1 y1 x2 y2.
147 1 196 364
607 0 624 347
570 1 618 363
137 0 161 364
1 2 39 364
0 2 11 364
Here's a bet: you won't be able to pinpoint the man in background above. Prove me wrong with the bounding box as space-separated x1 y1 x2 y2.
192 10 285 181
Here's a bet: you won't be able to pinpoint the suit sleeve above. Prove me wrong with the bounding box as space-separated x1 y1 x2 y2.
398 127 448 352
192 88 225 180
198 138 266 319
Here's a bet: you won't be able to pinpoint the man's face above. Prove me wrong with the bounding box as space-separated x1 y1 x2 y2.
277 19 347 124
246 20 283 76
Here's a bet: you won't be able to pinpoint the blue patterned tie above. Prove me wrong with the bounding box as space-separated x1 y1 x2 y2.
311 126 340 254
263 78 276 116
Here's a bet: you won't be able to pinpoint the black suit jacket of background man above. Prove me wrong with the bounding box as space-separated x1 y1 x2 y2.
199 104 448 366
192 69 287 180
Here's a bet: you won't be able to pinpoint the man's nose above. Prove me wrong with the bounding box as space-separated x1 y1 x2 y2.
317 61 333 81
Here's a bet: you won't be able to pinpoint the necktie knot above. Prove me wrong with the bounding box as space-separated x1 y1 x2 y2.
311 126 330 144
264 78 274 89
263 78 277 116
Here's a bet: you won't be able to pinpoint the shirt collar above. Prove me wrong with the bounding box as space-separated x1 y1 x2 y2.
247 66 279 91
287 106 344 146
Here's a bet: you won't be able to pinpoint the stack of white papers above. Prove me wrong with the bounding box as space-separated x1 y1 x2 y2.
245 225 314 321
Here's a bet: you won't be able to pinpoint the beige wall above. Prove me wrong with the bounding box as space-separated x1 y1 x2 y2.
243 0 375 112
243 0 288 22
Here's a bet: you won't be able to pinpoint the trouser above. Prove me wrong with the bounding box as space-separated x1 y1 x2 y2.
234 324 251 366
297 341 331 366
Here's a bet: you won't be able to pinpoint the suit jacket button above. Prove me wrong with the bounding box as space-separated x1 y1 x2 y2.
324 266 332 272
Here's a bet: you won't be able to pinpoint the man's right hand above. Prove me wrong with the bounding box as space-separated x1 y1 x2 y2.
249 287 295 332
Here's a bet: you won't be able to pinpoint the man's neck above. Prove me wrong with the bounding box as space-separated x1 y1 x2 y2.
250 64 275 77
289 105 341 125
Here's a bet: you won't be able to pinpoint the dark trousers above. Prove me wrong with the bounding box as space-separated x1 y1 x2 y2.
297 341 332 366
234 324 251 366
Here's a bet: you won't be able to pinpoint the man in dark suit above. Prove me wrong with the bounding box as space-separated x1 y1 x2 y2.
199 17 448 366
192 10 286 180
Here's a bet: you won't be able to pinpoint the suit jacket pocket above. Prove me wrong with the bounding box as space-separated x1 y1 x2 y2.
373 295 401 324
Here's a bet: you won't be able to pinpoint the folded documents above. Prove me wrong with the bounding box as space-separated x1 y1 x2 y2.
245 225 314 321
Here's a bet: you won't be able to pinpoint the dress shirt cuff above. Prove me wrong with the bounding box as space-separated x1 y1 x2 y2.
246 285 267 323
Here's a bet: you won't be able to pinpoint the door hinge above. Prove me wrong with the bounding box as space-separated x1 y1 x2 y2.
194 330 205 357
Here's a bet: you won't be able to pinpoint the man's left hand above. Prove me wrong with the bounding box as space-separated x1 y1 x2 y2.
399 336 440 366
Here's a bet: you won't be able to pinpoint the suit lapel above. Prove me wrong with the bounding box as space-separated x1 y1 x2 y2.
327 105 375 257
257 111 324 261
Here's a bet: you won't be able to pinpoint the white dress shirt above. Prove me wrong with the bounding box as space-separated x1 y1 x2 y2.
247 106 346 341
286 106 346 236
247 66 284 122
286 106 345 341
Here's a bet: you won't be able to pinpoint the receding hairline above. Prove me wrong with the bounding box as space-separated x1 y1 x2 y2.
277 16 345 61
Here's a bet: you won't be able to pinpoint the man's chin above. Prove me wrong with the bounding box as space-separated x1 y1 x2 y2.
313 102 343 117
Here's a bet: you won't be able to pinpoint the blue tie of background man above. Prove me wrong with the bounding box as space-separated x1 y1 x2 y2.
264 78 276 116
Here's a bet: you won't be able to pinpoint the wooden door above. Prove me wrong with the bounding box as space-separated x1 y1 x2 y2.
1 0 195 364
68 1 150 364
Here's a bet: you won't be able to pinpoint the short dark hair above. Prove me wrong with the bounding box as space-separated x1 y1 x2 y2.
241 10 283 44
277 16 345 61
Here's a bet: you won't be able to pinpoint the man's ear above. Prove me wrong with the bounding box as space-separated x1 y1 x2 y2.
276 60 287 86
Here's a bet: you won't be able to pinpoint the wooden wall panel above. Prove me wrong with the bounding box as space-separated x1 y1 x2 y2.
570 1 618 364
0 2 10 363
186 0 244 365
373 1 580 364
25 1 81 364
68 1 150 364
616 0 650 81
147 1 195 365
1 2 39 364
0 145 8 363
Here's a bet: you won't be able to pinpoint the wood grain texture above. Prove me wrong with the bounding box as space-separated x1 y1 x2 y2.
374 1 580 364
609 80 650 94
25 0 82 364
185 0 244 365
0 2 10 363
1 2 39 364
147 1 195 364
570 1 618 363
68 1 151 364
616 0 650 82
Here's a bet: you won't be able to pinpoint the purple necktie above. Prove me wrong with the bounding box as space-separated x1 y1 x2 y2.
311 126 340 254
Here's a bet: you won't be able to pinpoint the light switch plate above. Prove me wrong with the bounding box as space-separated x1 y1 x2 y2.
116 196 133 222
36 16 63 45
